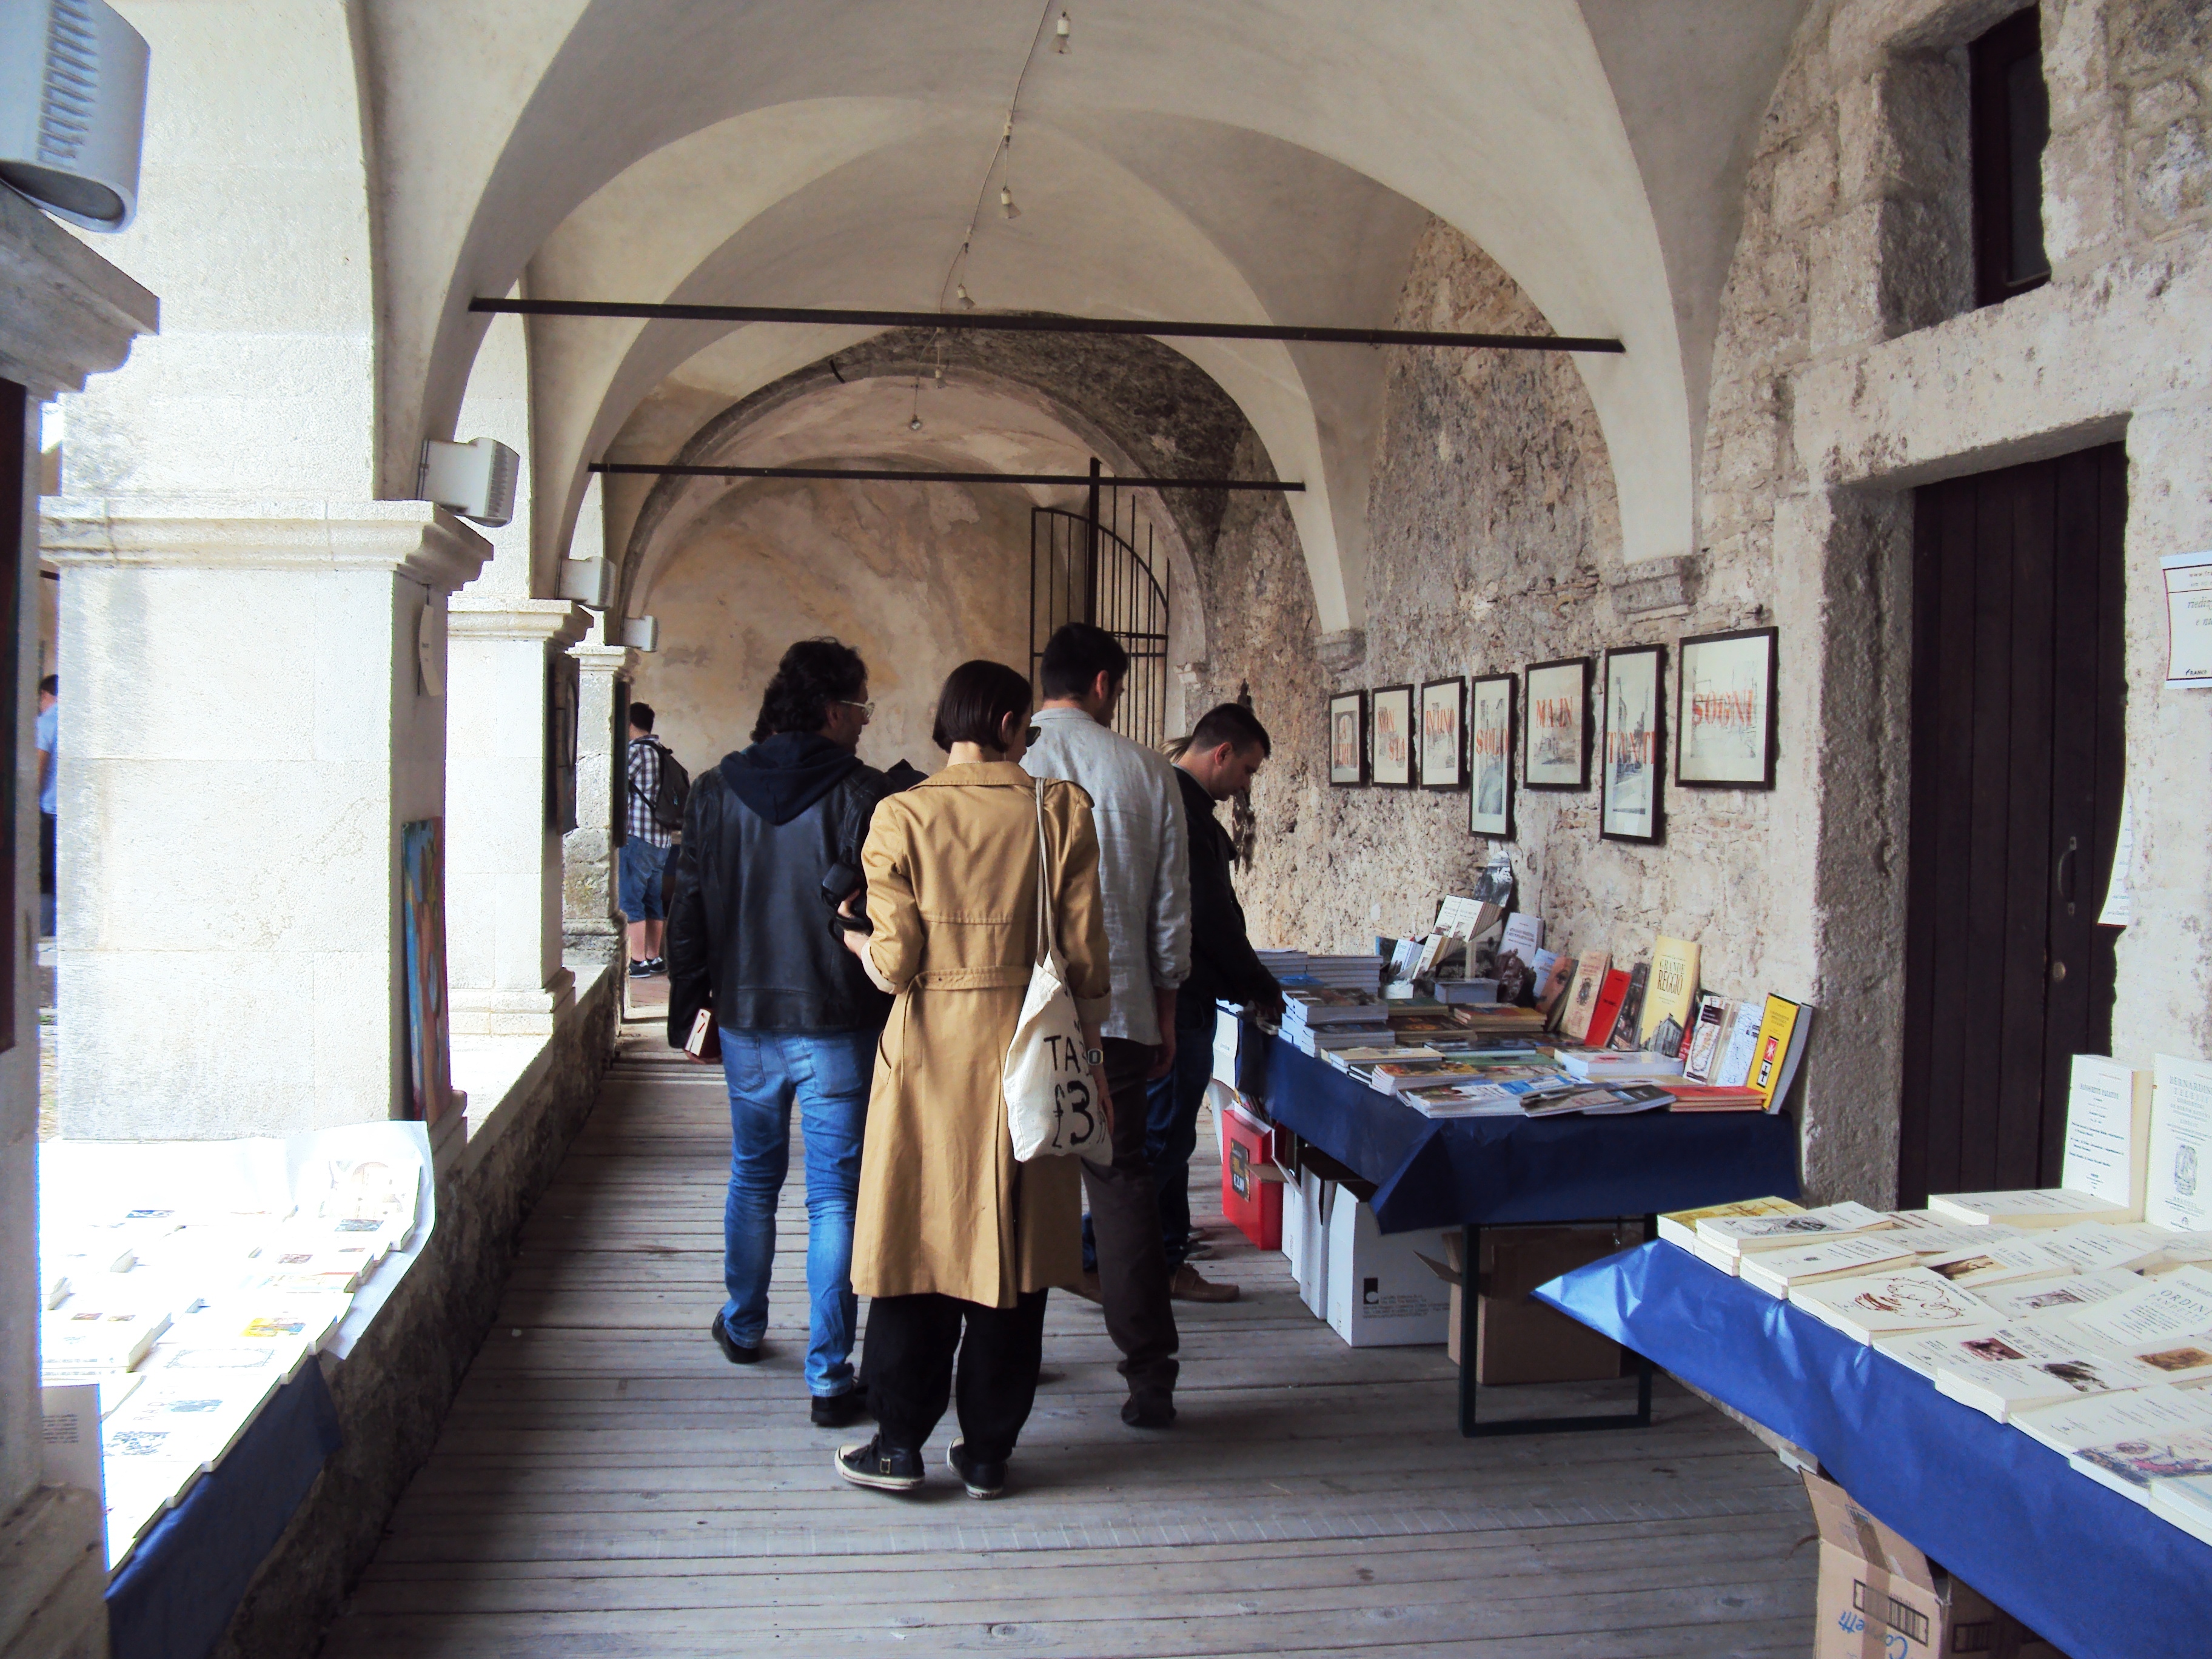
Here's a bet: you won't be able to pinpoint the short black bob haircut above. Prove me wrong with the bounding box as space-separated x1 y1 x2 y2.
1189 702 1272 759
752 637 868 742
627 701 655 732
1038 622 1129 701
932 660 1033 754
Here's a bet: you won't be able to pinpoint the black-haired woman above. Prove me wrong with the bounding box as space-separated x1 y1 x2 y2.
834 659 1111 1499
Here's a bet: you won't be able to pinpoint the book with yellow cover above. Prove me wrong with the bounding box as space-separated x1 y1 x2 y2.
1655 1195 1801 1253
1748 993 1812 1110
1639 936 1700 1053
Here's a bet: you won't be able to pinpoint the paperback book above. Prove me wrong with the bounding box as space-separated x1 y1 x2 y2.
1788 1267 1996 1342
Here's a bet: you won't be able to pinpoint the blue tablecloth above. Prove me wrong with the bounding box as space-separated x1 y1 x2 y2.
1536 1241 2211 1659
107 1362 343 1659
1235 1025 1801 1231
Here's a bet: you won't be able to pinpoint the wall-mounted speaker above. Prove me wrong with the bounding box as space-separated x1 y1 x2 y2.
0 0 149 233
418 437 519 528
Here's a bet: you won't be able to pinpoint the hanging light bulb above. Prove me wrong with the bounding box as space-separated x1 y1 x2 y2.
999 184 1021 221
956 283 977 311
1054 10 1070 52
908 415 923 432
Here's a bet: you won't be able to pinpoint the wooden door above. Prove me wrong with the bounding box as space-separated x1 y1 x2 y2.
1898 444 2126 1204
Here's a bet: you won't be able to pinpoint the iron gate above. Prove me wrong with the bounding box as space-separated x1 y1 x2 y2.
1029 467 1169 748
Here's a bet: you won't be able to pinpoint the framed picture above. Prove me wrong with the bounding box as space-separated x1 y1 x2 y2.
1327 691 1367 786
1601 646 1665 843
1418 678 1465 790
1370 684 1415 787
1523 656 1592 789
546 654 580 833
1467 674 1516 837
400 818 454 1128
1677 626 1778 788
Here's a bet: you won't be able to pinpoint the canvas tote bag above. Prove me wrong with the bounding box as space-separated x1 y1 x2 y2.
1003 782 1110 1162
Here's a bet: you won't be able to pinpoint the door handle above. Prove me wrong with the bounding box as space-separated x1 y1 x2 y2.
2056 836 2079 912
2050 959 2068 985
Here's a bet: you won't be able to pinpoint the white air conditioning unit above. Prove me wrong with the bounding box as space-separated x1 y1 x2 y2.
617 616 659 651
0 0 149 233
557 558 612 609
417 437 518 529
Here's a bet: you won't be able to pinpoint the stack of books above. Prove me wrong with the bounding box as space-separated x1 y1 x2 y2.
1278 987 1390 1056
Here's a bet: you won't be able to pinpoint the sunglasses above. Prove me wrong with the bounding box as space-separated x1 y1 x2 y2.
839 699 876 720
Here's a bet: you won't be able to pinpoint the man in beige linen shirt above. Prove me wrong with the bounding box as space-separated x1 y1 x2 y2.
1021 623 1190 1429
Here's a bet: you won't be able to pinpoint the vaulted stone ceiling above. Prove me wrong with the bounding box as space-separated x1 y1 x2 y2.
390 0 1812 625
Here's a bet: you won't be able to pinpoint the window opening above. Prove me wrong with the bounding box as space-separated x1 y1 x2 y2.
1029 460 1169 749
1969 8 2051 306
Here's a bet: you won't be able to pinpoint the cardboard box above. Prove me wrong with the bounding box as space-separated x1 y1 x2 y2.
1804 1470 2062 1659
1324 1196 1454 1346
1218 1094 1283 1250
1211 1006 1242 1086
1463 1223 1635 1382
1292 1171 1332 1317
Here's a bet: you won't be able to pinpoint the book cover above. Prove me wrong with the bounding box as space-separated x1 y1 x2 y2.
1607 962 1650 1050
1664 1084 1769 1112
2063 1056 2153 1219
1788 1267 1994 1340
1748 994 1803 1108
1655 1196 1800 1251
2072 1428 2212 1490
1585 969 1632 1050
2148 1054 2212 1232
2012 1382 2212 1455
1640 936 1700 1053
1535 953 1578 1019
1681 995 1731 1082
1711 1000 1765 1089
1925 1188 2131 1227
1560 951 1610 1042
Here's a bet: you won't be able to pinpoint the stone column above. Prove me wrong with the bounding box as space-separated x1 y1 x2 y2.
41 500 489 1139
563 640 635 964
446 599 592 1037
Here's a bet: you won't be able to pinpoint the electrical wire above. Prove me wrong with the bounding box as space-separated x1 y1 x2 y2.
935 1 1061 313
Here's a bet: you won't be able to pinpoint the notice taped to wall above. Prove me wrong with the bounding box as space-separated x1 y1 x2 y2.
2160 553 2212 686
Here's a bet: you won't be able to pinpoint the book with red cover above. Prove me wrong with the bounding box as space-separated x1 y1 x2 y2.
1584 969 1632 1049
1664 1084 1769 1113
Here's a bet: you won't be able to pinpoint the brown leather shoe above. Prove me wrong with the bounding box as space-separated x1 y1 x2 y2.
1169 1264 1240 1303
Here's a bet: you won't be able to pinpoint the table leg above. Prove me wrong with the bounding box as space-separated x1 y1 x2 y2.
1456 1216 1658 1439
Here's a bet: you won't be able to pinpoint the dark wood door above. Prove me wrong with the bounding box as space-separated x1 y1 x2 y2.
1899 444 2126 1204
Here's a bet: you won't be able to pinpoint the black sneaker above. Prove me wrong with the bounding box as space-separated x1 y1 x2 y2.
710 1312 760 1364
1121 1391 1176 1430
835 1435 924 1493
628 958 661 978
811 1391 868 1429
947 1440 1006 1500
644 956 667 974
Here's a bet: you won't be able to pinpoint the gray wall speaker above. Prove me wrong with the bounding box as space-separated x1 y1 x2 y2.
0 0 149 233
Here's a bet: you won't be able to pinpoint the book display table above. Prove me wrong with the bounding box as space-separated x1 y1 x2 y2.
1536 1242 2210 1659
105 1364 343 1659
1233 1025 1800 1434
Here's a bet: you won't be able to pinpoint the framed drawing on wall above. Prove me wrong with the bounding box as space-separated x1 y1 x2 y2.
1418 677 1465 790
1677 626 1778 788
1601 645 1665 843
1523 655 1592 789
1467 674 1516 838
1370 684 1415 787
1327 691 1367 786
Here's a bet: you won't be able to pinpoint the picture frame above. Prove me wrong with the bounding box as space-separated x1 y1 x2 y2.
400 818 454 1128
1467 673 1516 838
1369 684 1415 787
1523 656 1592 790
1677 626 1778 789
1600 645 1665 843
1327 690 1367 787
1418 677 1465 790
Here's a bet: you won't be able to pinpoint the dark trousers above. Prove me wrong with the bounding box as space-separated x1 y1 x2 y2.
1143 1011 1217 1267
1080 1036 1181 1398
863 1289 1049 1463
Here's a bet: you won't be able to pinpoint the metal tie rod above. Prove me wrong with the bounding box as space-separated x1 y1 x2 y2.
590 461 1301 492
475 297 1623 354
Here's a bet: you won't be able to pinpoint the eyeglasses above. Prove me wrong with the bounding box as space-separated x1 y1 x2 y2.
839 699 876 720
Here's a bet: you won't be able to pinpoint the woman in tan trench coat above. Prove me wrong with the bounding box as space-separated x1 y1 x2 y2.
834 660 1111 1500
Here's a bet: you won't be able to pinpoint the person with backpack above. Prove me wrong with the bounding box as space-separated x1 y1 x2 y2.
662 638 896 1428
621 702 689 976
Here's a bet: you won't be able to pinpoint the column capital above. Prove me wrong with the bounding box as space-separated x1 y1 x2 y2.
447 597 593 649
39 496 492 592
569 642 638 675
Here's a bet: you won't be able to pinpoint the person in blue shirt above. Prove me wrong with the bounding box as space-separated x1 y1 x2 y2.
36 675 56 937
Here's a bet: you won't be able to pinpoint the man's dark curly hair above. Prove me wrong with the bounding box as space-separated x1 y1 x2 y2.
751 637 868 742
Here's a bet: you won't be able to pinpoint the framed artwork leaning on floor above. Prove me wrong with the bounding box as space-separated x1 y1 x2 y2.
1328 690 1367 786
1677 626 1778 788
1467 673 1515 839
1601 645 1664 844
1370 684 1415 787
1419 677 1465 790
1523 655 1592 790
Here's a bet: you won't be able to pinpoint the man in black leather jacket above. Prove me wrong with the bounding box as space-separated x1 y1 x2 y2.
665 638 899 1429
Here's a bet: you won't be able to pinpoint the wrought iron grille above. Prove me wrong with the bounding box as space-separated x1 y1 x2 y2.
1029 466 1169 749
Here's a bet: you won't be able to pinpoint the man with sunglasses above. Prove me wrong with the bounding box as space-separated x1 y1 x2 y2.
1021 622 1191 1430
665 637 896 1430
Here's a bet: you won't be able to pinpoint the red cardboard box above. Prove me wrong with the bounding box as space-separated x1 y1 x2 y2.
1219 1093 1282 1250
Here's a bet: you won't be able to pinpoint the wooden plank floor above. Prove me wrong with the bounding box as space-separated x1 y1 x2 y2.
324 1038 1817 1658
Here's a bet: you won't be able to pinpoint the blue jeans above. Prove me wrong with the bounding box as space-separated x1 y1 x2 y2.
618 838 668 921
719 1028 874 1398
1081 1014 1215 1270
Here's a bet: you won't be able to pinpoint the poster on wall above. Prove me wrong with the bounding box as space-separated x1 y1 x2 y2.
547 654 581 833
1467 674 1516 838
1600 646 1664 843
1327 691 1367 786
2163 552 2212 686
1523 656 1591 789
1370 685 1415 787
1418 678 1464 790
401 819 454 1128
1676 626 1778 788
